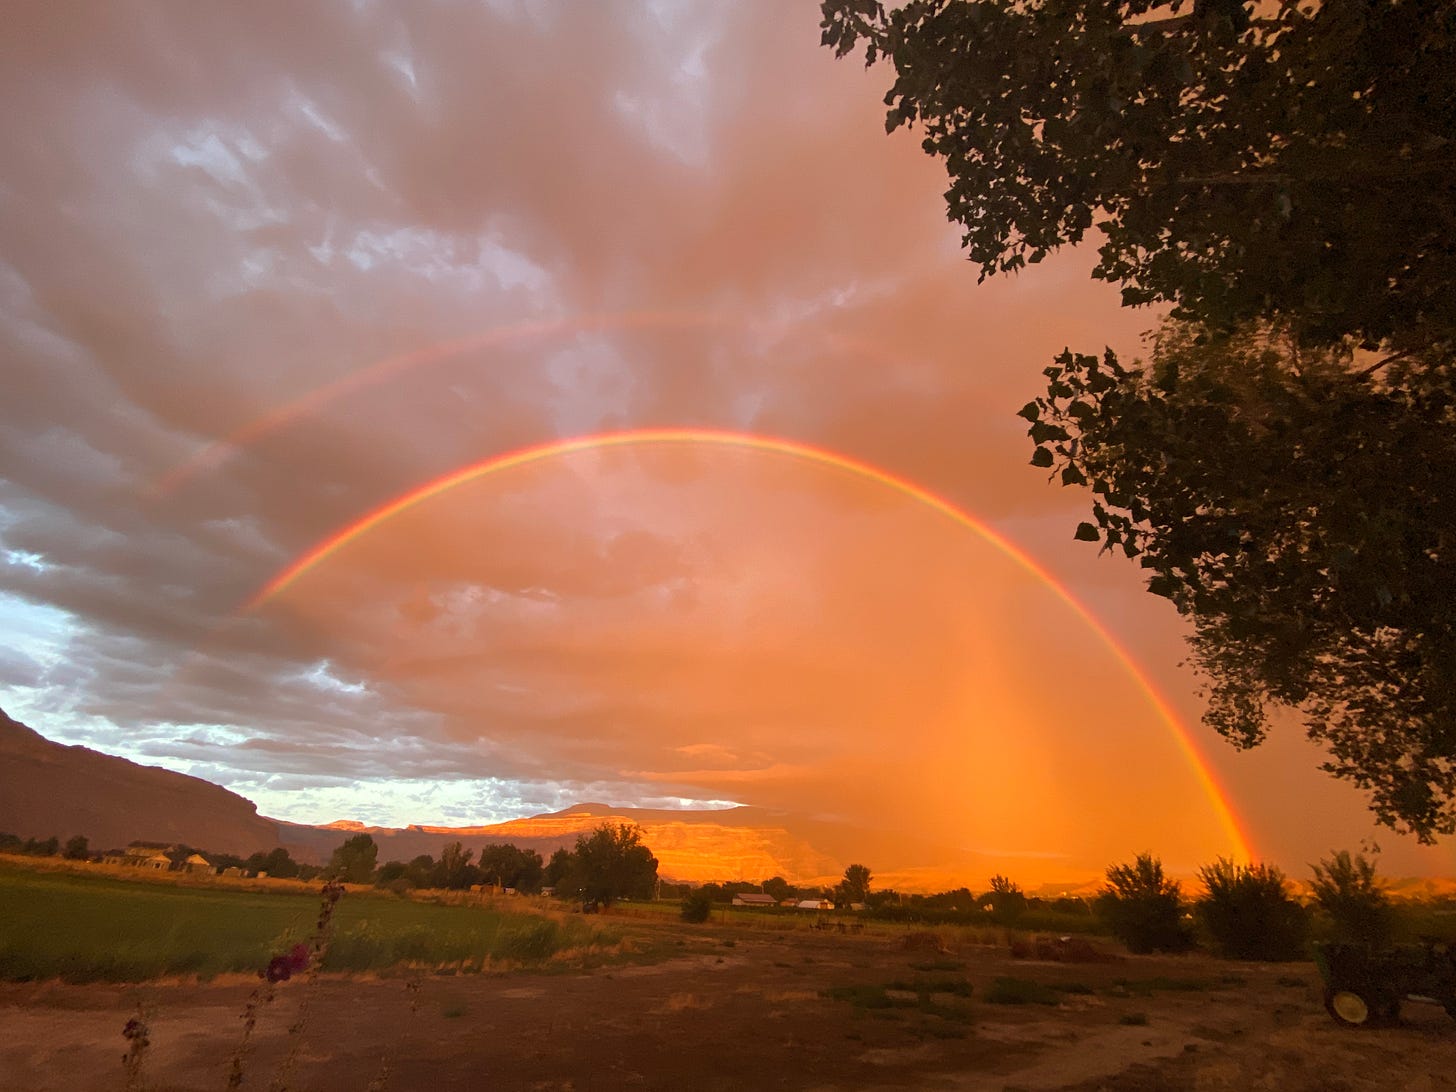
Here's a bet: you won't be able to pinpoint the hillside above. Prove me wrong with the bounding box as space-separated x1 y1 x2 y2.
0 707 281 855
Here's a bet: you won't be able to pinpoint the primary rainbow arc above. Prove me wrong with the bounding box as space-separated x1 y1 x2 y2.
247 426 1254 861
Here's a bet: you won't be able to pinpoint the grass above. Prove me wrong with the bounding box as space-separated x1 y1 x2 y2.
985 976 1062 1006
1109 975 1215 997
908 959 966 973
0 860 619 983
824 978 974 1023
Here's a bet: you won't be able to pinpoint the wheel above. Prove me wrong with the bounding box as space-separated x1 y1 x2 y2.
1325 987 1377 1027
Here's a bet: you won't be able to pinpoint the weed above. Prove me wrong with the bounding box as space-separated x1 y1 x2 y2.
1119 1012 1150 1026
908 959 966 973
985 976 1061 1006
825 984 898 1009
1112 975 1213 996
884 976 973 997
120 1003 150 1092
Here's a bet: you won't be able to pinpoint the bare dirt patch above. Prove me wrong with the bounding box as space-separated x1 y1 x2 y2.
4 918 1455 1091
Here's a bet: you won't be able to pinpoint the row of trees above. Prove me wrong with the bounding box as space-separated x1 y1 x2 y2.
679 850 1401 963
0 823 659 906
328 823 659 906
0 832 322 877
0 832 90 860
822 0 1456 839
1099 850 1392 959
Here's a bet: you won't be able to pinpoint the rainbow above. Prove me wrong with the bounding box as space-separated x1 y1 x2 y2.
246 426 1253 860
149 311 906 497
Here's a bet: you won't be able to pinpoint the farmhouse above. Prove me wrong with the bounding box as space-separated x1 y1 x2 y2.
795 898 833 910
180 853 214 874
731 893 778 907
120 841 176 870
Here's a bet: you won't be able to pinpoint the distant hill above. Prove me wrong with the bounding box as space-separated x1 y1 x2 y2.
0 707 281 855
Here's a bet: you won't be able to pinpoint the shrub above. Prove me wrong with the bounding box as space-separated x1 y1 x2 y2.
680 889 713 923
1309 850 1393 946
1196 859 1308 961
1096 854 1193 954
985 976 1060 1005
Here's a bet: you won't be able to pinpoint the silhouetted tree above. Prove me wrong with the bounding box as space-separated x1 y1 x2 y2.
763 876 792 902
543 847 572 887
62 835 89 861
836 864 872 905
1310 850 1393 947
822 0 1456 355
434 841 475 890
246 847 301 879
326 834 378 884
1097 853 1194 954
1028 323 1456 838
560 824 658 908
681 888 714 923
477 843 545 893
986 874 1027 921
823 0 1456 838
1196 858 1308 961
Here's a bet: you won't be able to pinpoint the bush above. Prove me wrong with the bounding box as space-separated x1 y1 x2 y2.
1096 854 1193 954
1196 859 1308 961
680 889 713 923
1309 850 1393 946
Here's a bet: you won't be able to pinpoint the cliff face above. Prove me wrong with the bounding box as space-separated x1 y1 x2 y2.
0 708 281 855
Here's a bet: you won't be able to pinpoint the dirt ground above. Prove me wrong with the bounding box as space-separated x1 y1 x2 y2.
4 918 1455 1091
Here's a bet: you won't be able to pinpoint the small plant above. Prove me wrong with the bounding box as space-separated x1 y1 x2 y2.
1096 853 1194 953
825 983 897 1009
226 879 345 1090
985 976 1060 1006
1119 1012 1149 1026
120 1003 150 1092
909 959 965 973
1310 850 1393 946
680 889 713 923
1196 859 1308 961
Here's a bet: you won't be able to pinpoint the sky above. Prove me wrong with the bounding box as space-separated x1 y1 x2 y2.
1 0 1449 882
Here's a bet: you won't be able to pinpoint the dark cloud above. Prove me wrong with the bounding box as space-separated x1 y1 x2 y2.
0 0 1438 877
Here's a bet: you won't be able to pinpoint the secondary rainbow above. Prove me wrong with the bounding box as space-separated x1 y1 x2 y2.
247 426 1254 860
150 311 905 497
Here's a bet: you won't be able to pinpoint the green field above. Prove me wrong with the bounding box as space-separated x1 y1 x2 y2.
0 861 622 983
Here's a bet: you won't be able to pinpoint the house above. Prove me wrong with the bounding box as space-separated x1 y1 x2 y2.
732 893 778 907
221 866 246 878
180 853 214 874
795 899 833 911
122 841 177 870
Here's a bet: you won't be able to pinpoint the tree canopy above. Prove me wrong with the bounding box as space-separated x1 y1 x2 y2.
836 863 873 905
553 823 659 907
822 0 1456 356
824 0 1456 836
1028 323 1456 837
326 833 378 884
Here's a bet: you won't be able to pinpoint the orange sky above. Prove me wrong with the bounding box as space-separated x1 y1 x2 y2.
0 1 1449 884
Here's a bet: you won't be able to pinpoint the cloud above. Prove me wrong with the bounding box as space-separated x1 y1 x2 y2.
0 0 1426 877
